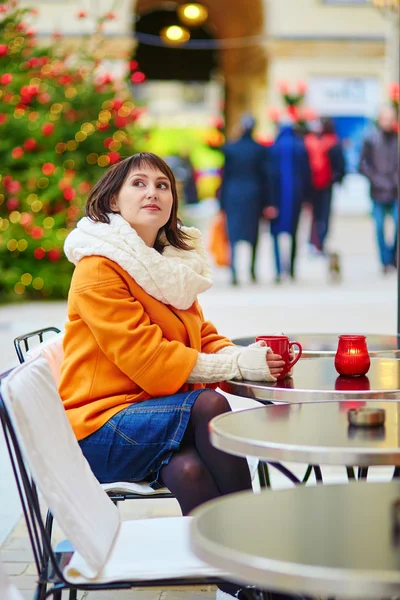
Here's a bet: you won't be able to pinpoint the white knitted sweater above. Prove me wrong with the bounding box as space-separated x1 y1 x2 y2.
64 215 275 383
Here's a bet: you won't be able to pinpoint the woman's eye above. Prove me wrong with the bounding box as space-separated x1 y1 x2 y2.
133 180 144 187
158 182 169 189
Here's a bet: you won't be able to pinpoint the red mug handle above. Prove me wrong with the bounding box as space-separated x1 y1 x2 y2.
288 341 302 370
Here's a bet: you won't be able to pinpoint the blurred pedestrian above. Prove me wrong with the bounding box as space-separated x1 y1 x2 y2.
219 114 270 285
359 106 398 274
305 117 346 254
268 118 312 283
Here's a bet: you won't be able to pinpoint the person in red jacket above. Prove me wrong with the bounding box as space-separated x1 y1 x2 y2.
305 117 346 254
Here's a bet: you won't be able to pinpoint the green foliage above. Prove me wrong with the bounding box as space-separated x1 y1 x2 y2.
0 1 144 300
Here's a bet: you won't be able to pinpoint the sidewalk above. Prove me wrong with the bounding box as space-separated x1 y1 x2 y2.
0 211 397 599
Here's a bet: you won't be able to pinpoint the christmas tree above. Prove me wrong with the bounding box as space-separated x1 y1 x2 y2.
0 1 146 300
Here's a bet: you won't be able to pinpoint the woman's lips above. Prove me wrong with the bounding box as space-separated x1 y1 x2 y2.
143 204 160 211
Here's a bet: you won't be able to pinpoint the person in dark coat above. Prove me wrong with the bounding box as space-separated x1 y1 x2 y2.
359 106 398 273
219 115 270 285
268 120 312 283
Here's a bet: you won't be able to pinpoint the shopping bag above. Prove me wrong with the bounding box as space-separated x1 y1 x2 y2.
209 211 230 267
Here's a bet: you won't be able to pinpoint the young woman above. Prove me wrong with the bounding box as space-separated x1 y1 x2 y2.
59 152 287 600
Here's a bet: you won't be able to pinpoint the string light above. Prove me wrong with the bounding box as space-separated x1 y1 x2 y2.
177 4 208 26
160 25 190 45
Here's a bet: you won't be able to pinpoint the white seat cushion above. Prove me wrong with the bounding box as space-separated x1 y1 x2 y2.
101 481 171 495
64 516 227 584
26 332 64 386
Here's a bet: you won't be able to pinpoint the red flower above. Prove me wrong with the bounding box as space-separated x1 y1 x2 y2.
129 60 138 71
63 187 76 202
27 57 42 68
42 122 55 136
12 147 24 159
48 248 61 262
0 113 7 125
0 73 12 85
25 27 36 37
42 162 55 176
0 44 8 57
277 80 289 95
31 227 44 240
104 11 116 19
16 22 26 31
23 138 37 151
296 80 308 95
131 71 146 84
76 10 87 18
33 247 45 259
108 151 120 164
0 5 7 12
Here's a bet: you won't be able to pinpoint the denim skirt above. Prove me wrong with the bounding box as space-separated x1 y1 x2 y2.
78 388 205 486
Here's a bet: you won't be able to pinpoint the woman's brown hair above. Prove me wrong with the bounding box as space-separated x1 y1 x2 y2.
86 152 191 253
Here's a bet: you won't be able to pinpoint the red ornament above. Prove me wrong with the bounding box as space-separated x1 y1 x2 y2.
48 248 61 262
287 105 300 121
97 121 109 131
131 71 146 84
129 60 139 71
0 113 7 125
111 98 123 111
33 247 45 259
42 122 55 136
12 147 24 159
8 180 21 194
104 137 113 149
0 73 12 85
31 227 44 240
108 151 120 164
0 44 8 57
42 163 55 176
6 197 19 210
114 116 127 128
63 187 76 202
24 138 38 151
334 335 371 377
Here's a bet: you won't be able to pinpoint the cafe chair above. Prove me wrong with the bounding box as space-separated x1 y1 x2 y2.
0 356 237 600
13 327 262 497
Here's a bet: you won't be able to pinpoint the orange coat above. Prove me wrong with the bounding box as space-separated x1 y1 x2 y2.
59 256 232 440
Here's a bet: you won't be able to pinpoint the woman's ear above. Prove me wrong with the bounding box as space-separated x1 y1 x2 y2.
110 196 118 212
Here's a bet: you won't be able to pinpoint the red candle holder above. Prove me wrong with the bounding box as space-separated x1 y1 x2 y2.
334 335 371 377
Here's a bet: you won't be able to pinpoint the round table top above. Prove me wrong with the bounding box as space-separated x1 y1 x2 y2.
220 356 400 402
210 401 400 466
231 333 400 358
190 482 400 598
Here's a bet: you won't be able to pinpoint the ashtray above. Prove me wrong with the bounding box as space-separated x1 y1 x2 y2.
347 407 385 428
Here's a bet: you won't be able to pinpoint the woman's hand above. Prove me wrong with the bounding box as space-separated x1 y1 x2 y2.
266 352 285 379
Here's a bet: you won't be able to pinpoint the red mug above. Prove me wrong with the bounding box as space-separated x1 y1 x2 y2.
255 335 303 379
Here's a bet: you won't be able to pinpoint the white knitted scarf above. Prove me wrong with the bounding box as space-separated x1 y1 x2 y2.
64 214 213 310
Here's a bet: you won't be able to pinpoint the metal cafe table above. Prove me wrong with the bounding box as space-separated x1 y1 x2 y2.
190 482 400 598
209 400 400 483
221 357 400 403
232 333 400 358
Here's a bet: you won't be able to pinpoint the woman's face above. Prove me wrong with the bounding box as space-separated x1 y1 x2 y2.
110 165 174 247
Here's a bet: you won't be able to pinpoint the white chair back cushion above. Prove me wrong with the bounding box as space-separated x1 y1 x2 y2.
25 332 64 386
1 355 119 579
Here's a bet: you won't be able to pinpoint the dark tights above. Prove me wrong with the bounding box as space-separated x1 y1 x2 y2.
160 389 252 597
